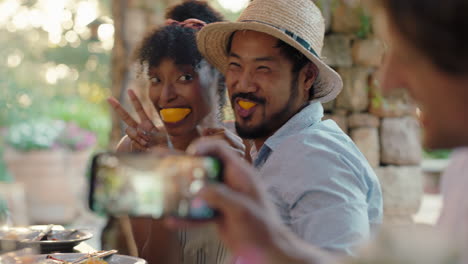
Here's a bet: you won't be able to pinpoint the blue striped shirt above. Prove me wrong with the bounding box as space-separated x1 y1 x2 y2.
254 102 383 255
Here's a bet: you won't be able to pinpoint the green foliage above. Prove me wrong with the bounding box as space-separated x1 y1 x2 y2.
0 0 113 181
46 98 111 147
357 12 372 39
0 79 49 126
424 149 452 160
1 79 110 148
370 86 384 109
331 0 340 10
0 138 14 183
0 160 13 183
0 0 112 148
5 117 102 152
6 119 65 151
44 39 111 86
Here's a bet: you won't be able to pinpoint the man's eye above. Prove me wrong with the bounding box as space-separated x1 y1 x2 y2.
150 77 160 83
179 74 193 81
257 66 270 72
228 62 241 70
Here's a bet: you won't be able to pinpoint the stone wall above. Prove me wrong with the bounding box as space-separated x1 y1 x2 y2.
317 0 423 225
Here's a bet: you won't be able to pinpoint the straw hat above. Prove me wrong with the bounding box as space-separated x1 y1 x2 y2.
197 0 343 103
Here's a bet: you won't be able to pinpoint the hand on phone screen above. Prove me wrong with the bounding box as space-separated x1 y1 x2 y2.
89 152 223 220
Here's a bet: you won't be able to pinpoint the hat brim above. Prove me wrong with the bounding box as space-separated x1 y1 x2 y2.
197 21 343 103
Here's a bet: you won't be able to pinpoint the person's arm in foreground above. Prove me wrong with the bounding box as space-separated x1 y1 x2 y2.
167 139 335 264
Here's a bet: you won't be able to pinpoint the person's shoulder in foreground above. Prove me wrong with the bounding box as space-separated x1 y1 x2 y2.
437 148 468 243
260 102 383 255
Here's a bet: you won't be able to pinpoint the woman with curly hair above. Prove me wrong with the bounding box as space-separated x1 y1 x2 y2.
106 1 241 263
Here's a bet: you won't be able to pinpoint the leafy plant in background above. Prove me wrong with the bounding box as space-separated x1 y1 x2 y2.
0 0 113 181
0 197 11 226
357 9 372 39
0 158 13 183
57 122 97 151
0 79 50 127
0 132 13 183
0 0 112 141
46 97 111 147
5 119 97 152
424 149 452 160
6 119 65 151
1 75 110 148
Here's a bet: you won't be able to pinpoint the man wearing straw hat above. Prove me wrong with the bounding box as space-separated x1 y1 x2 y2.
169 0 468 262
195 0 383 255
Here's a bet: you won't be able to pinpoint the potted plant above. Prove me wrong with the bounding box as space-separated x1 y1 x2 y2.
3 119 96 224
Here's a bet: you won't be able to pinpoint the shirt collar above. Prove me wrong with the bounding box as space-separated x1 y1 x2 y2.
263 102 324 151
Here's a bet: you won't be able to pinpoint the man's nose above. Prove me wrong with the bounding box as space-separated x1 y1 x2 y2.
237 70 257 93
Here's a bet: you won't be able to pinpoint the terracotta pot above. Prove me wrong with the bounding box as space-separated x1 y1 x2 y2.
4 148 93 225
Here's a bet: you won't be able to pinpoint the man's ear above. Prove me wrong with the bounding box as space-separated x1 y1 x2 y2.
300 62 318 96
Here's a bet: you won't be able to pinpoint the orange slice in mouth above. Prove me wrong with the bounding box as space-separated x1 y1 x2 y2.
160 108 191 123
238 100 256 110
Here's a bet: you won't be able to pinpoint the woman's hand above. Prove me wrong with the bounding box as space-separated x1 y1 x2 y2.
201 127 246 157
108 89 166 152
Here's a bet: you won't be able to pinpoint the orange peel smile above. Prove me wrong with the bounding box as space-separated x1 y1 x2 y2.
238 100 256 110
160 108 191 123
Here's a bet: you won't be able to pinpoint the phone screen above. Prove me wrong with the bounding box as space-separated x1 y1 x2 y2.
89 152 223 220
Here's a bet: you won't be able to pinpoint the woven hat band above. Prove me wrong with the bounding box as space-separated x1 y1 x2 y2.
240 20 319 58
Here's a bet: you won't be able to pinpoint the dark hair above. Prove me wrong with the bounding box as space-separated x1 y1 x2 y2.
378 0 468 75
275 40 309 73
226 33 319 100
138 0 224 68
275 40 320 100
136 25 202 70
165 0 224 23
135 25 226 112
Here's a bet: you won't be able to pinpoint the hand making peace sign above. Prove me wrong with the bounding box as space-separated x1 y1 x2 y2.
108 89 167 152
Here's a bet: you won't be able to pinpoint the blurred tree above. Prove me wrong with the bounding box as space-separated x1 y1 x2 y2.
0 0 113 147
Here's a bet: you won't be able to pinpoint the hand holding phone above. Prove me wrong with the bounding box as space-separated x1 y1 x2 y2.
89 152 223 220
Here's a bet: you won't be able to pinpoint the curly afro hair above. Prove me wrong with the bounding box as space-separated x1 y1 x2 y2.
136 0 225 75
134 25 227 115
134 1 227 118
136 25 201 70
165 0 224 23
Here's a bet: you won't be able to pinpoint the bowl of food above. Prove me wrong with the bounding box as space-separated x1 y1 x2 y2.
34 252 147 264
0 226 93 253
0 250 147 264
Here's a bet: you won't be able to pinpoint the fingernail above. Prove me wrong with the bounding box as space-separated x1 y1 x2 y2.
140 139 148 146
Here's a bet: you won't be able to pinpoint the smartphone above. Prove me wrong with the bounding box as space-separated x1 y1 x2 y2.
89 152 223 220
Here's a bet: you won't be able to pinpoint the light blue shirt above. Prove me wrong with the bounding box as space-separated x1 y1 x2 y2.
254 102 383 255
